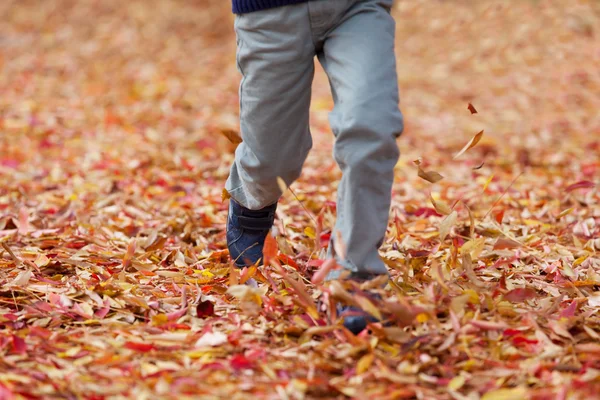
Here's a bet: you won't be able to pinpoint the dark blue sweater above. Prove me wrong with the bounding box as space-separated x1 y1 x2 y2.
232 0 310 14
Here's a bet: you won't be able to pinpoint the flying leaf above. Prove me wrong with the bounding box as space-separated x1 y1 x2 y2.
222 188 231 201
467 103 478 114
453 130 484 160
220 129 242 145
418 167 444 183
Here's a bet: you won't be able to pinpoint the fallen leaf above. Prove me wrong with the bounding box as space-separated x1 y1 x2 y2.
565 180 595 192
196 300 215 318
262 234 278 266
503 288 537 303
481 387 527 400
430 193 452 215
124 342 156 353
439 211 457 241
195 332 228 348
356 353 375 375
493 237 521 250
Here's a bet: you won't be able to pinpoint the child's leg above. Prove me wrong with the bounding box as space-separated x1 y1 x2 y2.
319 0 404 279
226 5 316 211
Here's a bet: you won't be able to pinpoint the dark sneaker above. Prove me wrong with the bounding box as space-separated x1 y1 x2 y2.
336 296 381 335
226 198 277 268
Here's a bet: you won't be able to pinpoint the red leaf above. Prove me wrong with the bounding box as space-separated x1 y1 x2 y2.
494 209 505 224
11 335 26 354
503 328 522 337
467 103 478 114
503 288 537 303
230 354 254 370
123 341 155 352
196 300 215 318
262 234 278 266
565 180 595 192
407 207 442 218
95 299 111 319
167 307 188 321
0 383 15 400
278 254 298 270
311 258 340 285
512 335 539 346
560 300 578 318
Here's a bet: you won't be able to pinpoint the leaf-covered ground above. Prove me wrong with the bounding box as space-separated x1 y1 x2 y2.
1 1 600 399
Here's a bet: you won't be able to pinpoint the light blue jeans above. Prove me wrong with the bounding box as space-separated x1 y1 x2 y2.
226 0 404 279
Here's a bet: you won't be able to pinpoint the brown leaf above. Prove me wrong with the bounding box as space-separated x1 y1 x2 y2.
467 103 478 114
220 129 242 145
418 166 444 183
493 237 521 250
453 130 484 159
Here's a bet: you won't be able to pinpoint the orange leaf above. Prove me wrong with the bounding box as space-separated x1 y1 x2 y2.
262 234 278 266
494 209 505 224
220 129 242 145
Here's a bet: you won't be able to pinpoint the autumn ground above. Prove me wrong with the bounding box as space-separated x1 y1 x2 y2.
1 0 600 399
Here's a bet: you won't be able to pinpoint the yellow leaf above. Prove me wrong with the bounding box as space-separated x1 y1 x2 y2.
356 353 375 375
440 211 458 242
483 175 494 191
448 375 466 391
222 188 231 202
34 254 50 268
430 193 452 215
354 296 382 321
416 313 429 323
200 270 215 278
557 208 574 218
573 255 588 266
450 294 470 316
454 130 484 159
304 226 316 239
481 387 527 400
152 314 168 326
